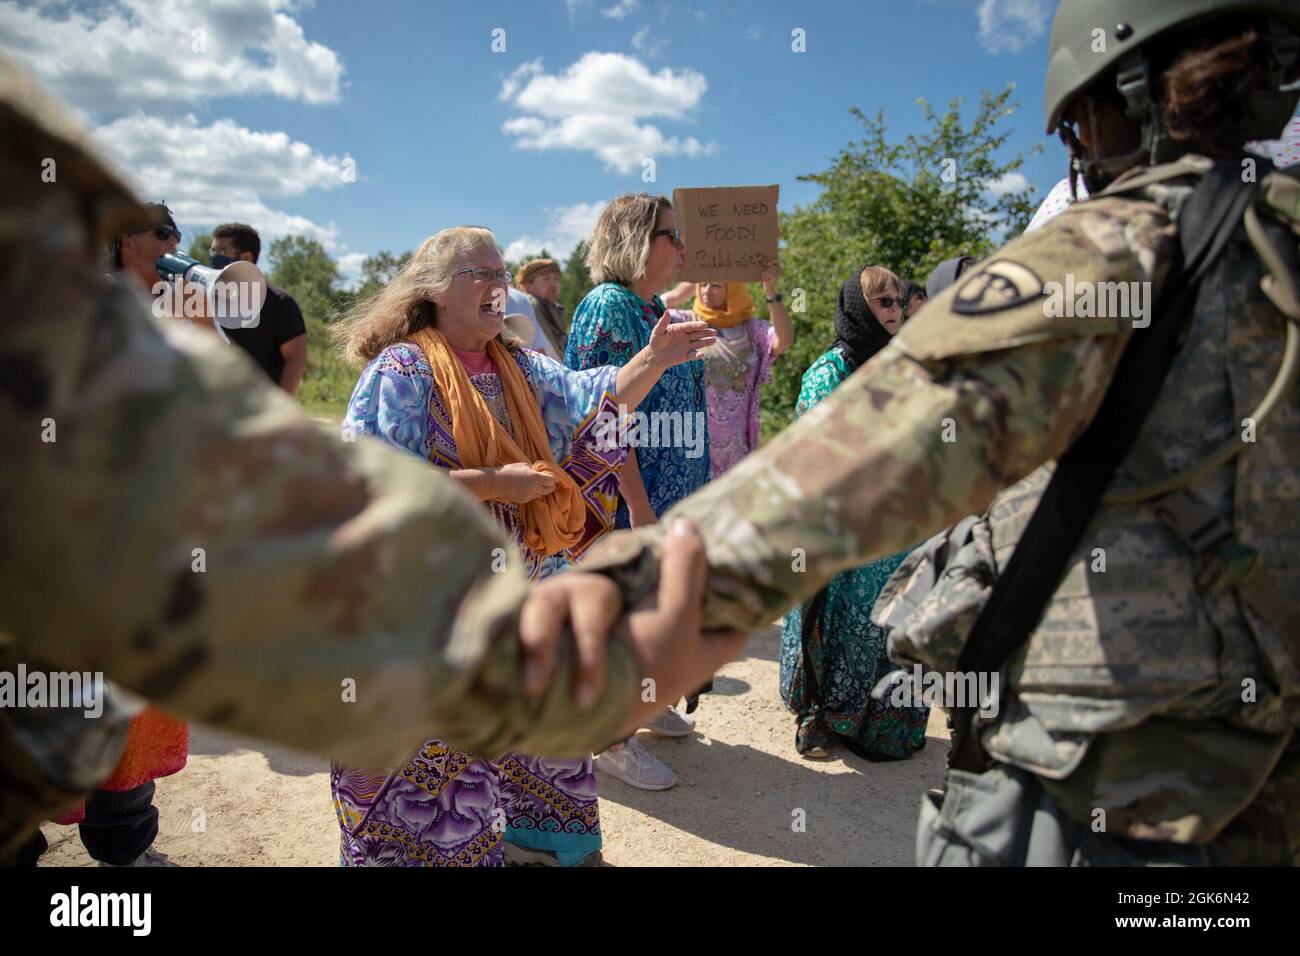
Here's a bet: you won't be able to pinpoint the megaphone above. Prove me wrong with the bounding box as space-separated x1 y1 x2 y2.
503 310 539 346
155 252 267 330
503 310 562 359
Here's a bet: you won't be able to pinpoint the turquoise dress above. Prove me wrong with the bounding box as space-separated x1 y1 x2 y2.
565 283 709 524
779 348 930 759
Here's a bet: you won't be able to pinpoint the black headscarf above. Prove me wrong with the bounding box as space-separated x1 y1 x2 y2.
832 269 894 373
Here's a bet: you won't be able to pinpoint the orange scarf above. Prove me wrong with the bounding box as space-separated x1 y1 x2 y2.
693 282 755 328
411 325 585 556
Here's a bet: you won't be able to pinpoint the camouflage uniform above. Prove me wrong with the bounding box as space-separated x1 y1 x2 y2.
584 158 1300 864
0 56 637 857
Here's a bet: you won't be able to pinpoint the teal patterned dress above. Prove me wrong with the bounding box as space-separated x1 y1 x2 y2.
779 348 930 759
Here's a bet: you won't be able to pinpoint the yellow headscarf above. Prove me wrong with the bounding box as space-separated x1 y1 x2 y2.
410 325 586 557
693 282 754 329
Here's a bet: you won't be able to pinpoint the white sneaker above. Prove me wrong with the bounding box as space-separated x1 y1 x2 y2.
641 707 696 738
98 847 177 867
595 737 678 790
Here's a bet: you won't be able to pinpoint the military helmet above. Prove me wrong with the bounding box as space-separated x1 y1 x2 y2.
1045 0 1300 134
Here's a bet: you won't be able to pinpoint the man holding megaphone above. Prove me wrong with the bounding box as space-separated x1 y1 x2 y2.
113 202 270 345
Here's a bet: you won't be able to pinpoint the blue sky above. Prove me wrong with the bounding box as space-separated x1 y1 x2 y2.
0 0 1066 283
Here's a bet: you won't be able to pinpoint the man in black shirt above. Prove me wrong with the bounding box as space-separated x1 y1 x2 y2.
210 223 307 394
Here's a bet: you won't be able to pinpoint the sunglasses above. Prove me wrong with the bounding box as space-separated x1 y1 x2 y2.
651 228 683 248
871 296 905 310
151 225 181 242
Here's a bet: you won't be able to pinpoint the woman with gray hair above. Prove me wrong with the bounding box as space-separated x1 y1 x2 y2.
329 225 712 864
565 193 711 790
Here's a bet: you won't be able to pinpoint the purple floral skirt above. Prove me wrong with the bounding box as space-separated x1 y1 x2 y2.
331 740 600 867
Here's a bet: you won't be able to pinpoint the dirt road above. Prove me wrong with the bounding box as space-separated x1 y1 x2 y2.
39 625 948 866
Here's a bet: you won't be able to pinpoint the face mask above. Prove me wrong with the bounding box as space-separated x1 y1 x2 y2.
210 253 236 269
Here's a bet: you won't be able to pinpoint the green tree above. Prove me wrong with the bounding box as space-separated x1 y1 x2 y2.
187 232 212 265
264 235 354 419
559 240 595 313
266 235 340 320
761 85 1041 438
355 249 413 299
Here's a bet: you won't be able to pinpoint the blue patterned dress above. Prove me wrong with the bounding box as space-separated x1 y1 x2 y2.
565 283 710 523
779 349 930 759
330 341 625 866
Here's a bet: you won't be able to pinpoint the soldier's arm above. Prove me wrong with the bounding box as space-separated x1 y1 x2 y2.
580 198 1178 631
0 67 644 767
2 266 638 769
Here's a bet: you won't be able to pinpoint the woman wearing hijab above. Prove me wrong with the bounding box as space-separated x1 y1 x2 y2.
667 263 794 480
328 226 713 865
779 265 930 760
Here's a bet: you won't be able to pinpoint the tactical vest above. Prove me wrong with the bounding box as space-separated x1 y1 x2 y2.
879 158 1300 844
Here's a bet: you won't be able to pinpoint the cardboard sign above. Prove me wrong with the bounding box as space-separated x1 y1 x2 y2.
673 184 779 282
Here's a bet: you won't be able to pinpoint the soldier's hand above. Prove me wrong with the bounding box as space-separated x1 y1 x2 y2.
518 518 746 732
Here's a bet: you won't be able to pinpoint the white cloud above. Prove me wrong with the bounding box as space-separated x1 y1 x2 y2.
92 112 350 248
976 0 1050 55
336 251 368 290
0 0 344 114
503 200 609 263
602 0 640 19
499 52 716 174
499 59 544 102
632 26 667 59
985 171 1032 197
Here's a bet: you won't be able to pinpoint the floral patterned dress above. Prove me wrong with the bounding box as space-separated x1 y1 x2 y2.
566 283 709 523
668 314 776 479
330 341 626 866
779 348 930 759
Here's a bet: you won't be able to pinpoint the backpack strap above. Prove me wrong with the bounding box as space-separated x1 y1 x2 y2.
949 158 1263 774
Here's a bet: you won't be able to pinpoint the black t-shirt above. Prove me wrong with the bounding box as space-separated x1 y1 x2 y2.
225 283 306 384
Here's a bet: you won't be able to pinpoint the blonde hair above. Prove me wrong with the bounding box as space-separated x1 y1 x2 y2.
859 265 903 301
585 193 672 287
332 226 499 368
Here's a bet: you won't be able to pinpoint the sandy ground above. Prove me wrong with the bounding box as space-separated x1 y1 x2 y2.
39 624 949 866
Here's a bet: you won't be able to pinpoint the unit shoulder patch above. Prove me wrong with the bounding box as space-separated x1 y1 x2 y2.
952 260 1045 316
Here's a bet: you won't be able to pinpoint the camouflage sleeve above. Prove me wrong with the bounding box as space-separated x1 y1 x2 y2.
0 106 636 767
580 195 1178 631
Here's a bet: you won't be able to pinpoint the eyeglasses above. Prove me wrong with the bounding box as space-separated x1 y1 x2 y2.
871 296 905 310
651 228 683 249
451 267 512 282
152 226 181 242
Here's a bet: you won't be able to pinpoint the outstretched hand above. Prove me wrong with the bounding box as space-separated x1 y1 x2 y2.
648 312 715 369
518 519 746 737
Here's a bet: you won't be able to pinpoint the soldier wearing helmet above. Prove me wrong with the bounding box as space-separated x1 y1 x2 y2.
567 0 1300 864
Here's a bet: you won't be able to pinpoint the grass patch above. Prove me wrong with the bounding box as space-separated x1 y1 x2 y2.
296 315 353 421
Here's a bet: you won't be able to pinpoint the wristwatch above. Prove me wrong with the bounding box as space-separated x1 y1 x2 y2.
765 293 783 303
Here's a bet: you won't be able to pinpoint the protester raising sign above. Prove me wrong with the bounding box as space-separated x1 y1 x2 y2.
673 185 779 282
